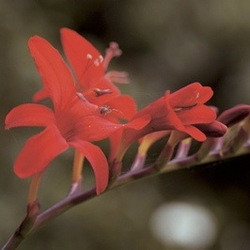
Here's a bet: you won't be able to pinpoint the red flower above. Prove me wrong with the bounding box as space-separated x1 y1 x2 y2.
136 82 220 140
5 36 142 194
33 28 137 122
112 82 226 160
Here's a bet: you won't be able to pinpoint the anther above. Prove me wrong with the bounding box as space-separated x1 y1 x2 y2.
103 42 122 70
109 42 122 56
99 105 112 115
99 55 104 63
94 88 112 97
86 53 93 60
174 103 197 112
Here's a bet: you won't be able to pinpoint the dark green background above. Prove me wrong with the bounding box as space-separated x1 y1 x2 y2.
0 1 250 249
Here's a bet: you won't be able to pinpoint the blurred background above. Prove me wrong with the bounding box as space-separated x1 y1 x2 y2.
0 0 250 249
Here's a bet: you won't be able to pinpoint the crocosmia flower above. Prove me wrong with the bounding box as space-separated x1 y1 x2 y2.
33 28 137 122
5 36 146 194
112 82 227 160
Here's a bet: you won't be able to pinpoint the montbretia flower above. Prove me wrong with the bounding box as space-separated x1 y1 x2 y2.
33 28 137 122
5 36 147 194
112 82 227 161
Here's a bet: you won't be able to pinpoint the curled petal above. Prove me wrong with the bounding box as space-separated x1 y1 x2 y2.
14 125 68 178
169 82 213 107
69 140 109 194
28 36 76 109
5 104 55 129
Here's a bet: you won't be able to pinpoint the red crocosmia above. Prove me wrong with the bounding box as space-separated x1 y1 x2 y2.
33 28 137 122
5 35 140 194
113 82 225 160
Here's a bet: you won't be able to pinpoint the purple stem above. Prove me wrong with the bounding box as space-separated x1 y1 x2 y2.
175 139 191 159
130 154 146 171
2 143 250 250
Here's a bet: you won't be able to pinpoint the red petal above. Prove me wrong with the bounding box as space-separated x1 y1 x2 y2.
69 140 109 194
28 36 76 110
169 82 213 107
5 104 55 129
105 95 137 120
60 28 105 89
178 105 216 125
164 92 186 130
14 126 68 178
125 115 151 130
75 115 123 141
184 125 206 141
32 88 49 102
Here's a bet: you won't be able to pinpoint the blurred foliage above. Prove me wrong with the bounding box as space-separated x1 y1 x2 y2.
0 0 250 249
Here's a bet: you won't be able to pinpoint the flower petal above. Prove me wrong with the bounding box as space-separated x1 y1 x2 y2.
75 115 123 141
14 125 69 178
184 125 207 141
60 28 104 89
169 82 213 107
125 115 151 130
105 95 137 120
32 88 49 102
164 92 186 130
69 140 109 194
28 36 76 110
178 105 216 125
5 104 55 129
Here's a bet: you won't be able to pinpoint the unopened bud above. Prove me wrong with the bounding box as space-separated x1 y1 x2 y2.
195 121 227 138
218 105 250 127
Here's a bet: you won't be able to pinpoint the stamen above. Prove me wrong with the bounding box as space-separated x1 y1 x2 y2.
99 55 104 63
76 92 88 102
93 88 112 97
103 42 122 70
86 53 93 60
105 71 130 84
99 105 112 115
78 53 95 83
174 103 197 112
